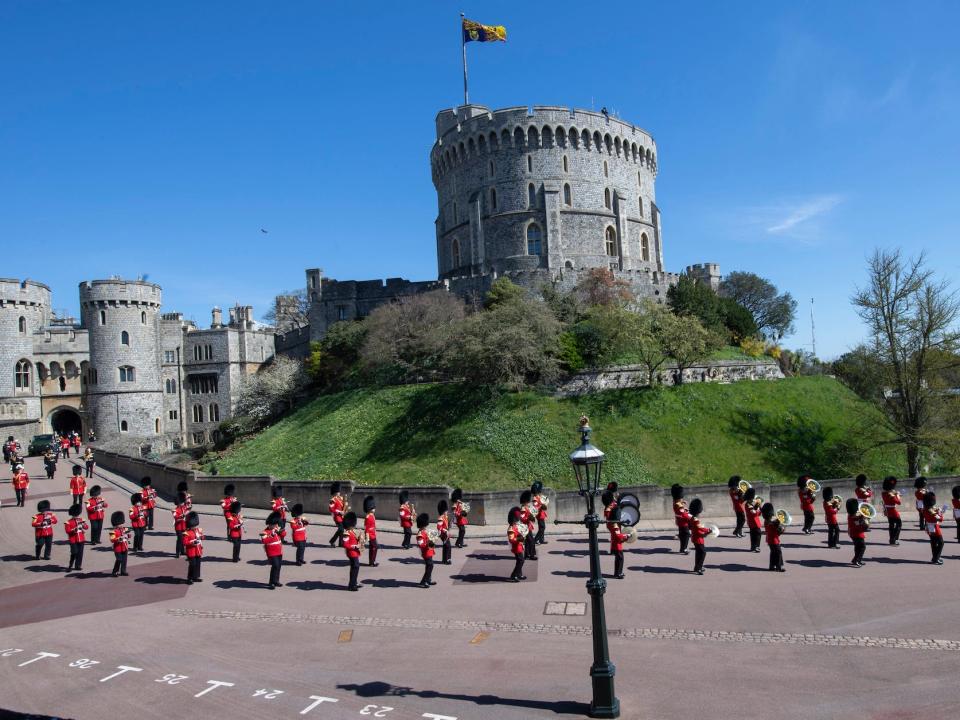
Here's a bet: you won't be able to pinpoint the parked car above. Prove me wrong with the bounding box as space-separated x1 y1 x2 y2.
28 434 55 456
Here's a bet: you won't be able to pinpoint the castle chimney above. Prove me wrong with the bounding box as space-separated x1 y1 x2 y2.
211 307 222 328
228 307 237 326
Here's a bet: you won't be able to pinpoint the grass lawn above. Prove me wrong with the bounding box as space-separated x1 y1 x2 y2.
210 376 906 492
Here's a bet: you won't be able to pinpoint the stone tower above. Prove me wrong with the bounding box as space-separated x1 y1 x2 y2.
430 105 664 285
0 279 51 438
79 279 164 443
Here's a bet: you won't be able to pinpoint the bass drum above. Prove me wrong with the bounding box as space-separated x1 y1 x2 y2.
619 504 641 527
619 493 641 509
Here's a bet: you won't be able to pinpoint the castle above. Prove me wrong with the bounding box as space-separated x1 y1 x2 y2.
277 105 719 355
0 277 274 450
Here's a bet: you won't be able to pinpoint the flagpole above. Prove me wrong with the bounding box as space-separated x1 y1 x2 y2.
460 12 469 106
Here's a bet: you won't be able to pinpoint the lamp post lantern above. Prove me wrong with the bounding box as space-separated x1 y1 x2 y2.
567 417 620 719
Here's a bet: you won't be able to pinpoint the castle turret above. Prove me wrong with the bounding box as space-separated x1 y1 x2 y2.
79 279 164 443
0 279 52 438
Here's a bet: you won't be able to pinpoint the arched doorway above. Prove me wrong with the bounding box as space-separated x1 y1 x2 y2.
50 407 82 436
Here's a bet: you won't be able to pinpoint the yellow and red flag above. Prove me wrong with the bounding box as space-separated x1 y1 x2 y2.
462 18 507 43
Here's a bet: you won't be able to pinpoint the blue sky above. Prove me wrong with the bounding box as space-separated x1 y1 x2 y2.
2 1 958 358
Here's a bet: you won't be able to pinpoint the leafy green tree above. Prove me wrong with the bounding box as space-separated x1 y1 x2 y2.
668 274 757 341
719 271 797 340
484 277 526 309
633 301 672 386
307 320 367 389
659 312 717 384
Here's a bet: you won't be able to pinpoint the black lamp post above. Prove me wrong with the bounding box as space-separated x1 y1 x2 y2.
567 419 620 719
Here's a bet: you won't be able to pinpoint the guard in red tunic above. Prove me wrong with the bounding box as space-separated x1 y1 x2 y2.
881 476 902 545
914 477 928 530
69 465 86 508
744 488 763 552
608 507 629 579
260 511 285 589
923 492 945 565
416 513 436 587
172 492 189 558
226 500 244 562
289 503 309 566
797 476 817 534
452 488 469 548
952 486 960 543
362 496 378 567
504 507 525 582
221 483 237 534
140 477 157 530
672 484 691 555
59 435 70 459
398 490 414 549
65 504 88 572
688 499 712 575
518 492 537 561
761 502 785 572
12 464 29 507
855 474 874 503
71 433 81 453
728 476 746 538
328 482 346 547
342 511 362 591
129 493 146 552
846 498 870 567
86 485 108 544
182 512 204 584
602 490 618 533
270 485 289 543
531 481 548 545
177 481 193 511
822 487 841 548
437 500 453 564
109 511 131 577
31 500 57 560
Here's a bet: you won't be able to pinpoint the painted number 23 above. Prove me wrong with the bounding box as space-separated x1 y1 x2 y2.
359 705 394 717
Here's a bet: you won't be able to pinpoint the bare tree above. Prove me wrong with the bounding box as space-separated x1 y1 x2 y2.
263 288 310 331
852 249 960 476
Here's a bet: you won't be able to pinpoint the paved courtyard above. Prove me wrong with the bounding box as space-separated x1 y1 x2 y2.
2 455 959 720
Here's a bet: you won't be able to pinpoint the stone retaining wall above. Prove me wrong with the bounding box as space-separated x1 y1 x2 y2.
557 359 784 396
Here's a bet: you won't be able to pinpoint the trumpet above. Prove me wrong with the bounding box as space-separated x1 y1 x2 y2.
737 479 752 494
776 509 793 526
857 502 878 520
806 479 822 493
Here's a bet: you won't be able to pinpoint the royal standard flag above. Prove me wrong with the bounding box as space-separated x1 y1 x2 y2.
462 18 507 43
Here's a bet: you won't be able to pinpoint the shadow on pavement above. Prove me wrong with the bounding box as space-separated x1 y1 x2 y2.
0 554 36 562
627 565 687 574
790 559 851 568
450 572 513 583
551 570 590 579
213 579 271 590
287 579 350 591
710 563 765 572
363 578 423 589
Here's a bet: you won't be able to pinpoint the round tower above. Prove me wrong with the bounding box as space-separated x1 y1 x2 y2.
79 279 164 443
430 105 663 282
0 278 51 438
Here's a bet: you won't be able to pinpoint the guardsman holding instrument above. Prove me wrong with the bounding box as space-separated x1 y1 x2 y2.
855 474 874 503
69 465 86 508
342 511 362 591
688 499 713 575
140 477 157 530
32 500 57 560
290 503 309 566
177 481 193 510
672 484 690 555
744 488 763 552
260 512 285 589
398 490 414 549
65 504 88 571
822 487 841 549
762 502 785 572
531 482 547 545
437 500 453 564
519 492 537 561
129 493 146 553
221 484 237 534
271 485 289 542
86 485 107 544
226 500 244 562
608 507 629 579
328 482 346 547
109 511 130 577
417 513 437 588
952 486 960 543
846 498 870 567
923 491 945 565
797 476 817 534
728 476 746 538
172 492 189 558
182 512 204 585
914 477 928 531
363 496 378 567
881 476 902 546
452 488 469 548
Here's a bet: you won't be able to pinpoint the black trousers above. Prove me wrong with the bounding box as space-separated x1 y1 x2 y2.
827 524 841 548
187 556 202 581
511 553 525 580
613 550 624 577
85 462 94 478
329 522 344 547
146 508 154 530
693 544 706 572
72 494 84 508
887 516 902 544
61 447 69 458
294 540 306 565
734 511 745 536
678 527 690 553
420 557 434 585
748 527 762 551
112 551 127 575
35 535 52 560
401 527 412 548
536 518 546 544
524 533 537 559
15 489 26 507
956 520 960 543
768 544 783 571
367 538 378 566
132 527 145 552
231 537 242 562
68 543 84 569
90 519 103 544
802 510 815 533
455 524 466 548
45 466 55 479
268 555 282 586
348 557 360 589
441 540 452 564
175 531 184 558
852 538 866 564
930 534 945 562
918 511 926 531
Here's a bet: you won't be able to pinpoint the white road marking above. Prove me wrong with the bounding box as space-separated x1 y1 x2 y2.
155 673 189 685
69 658 101 669
0 649 23 657
18 651 60 667
300 695 338 714
252 688 284 699
99 665 143 682
360 704 394 716
194 679 235 697
422 714 458 720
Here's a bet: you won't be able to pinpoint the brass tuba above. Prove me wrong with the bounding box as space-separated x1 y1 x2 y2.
776 509 793 526
737 479 752 494
426 529 442 545
806 479 822 493
857 502 878 521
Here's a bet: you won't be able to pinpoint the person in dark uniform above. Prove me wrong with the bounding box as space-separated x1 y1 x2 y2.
85 485 107 544
451 488 469 548
342 511 362 591
328 482 346 547
260 511 284 589
140 477 157 530
744 488 763 552
608 506 628 579
914 477 928 530
109 511 130 577
881 476 902 545
846 498 869 567
797 476 817 535
289 503 309 566
952 486 960 543
64 504 88 571
363 496 378 567
672 484 690 555
182 511 204 584
128 493 146 553
924 491 945 565
728 477 746 538
507 507 526 582
822 487 841 549
531 481 548 545
43 450 57 479
220 484 237 534
761 502 785 572
226 500 244 562
416 513 436 588
437 500 452 565
398 490 414 549
172 492 189 558
31 500 57 560
688 498 712 575
519 491 537 561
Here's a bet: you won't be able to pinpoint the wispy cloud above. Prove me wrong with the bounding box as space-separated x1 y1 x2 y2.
766 194 844 235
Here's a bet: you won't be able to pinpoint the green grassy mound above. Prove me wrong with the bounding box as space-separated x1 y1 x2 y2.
212 377 903 491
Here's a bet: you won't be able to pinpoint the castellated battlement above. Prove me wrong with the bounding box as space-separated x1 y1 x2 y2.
79 279 162 308
0 278 52 308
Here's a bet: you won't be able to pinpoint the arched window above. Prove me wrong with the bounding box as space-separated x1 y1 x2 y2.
563 184 572 206
451 238 461 268
58 376 66 392
99 310 106 326
604 188 611 209
528 183 537 208
605 227 618 257
604 160 608 177
526 224 543 256
165 378 177 394
527 155 532 172
65 360 77 377
119 366 135 382
638 171 642 187
563 155 568 173
141 310 146 324
120 420 128 432
641 233 650 262
194 345 202 361
120 331 130 346
210 403 220 423
490 187 497 211
193 404 204 423
14 359 31 389
155 418 161 433
638 197 644 217
18 316 26 334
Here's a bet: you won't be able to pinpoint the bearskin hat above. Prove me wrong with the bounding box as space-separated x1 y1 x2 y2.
743 487 756 503
671 484 685 500
519 490 532 505
914 476 928 489
271 485 283 498
845 498 860 515
176 481 189 493
363 496 376 513
882 476 897 492
266 511 281 526
229 500 242 514
688 498 704 516
89 485 102 497
398 489 409 504
37 499 51 512
185 511 200 529
224 483 235 496
417 512 430 529
437 499 449 515
530 481 543 495
855 474 868 488
110 511 125 526
72 465 82 475
342 511 358 530
451 488 463 502
923 491 937 509
727 476 741 489
330 481 341 495
177 491 188 505
760 502 775 520
601 490 615 507
797 476 809 488
953 485 960 500
69 504 82 517
140 477 152 488
291 503 304 518
822 487 834 502
130 493 142 505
